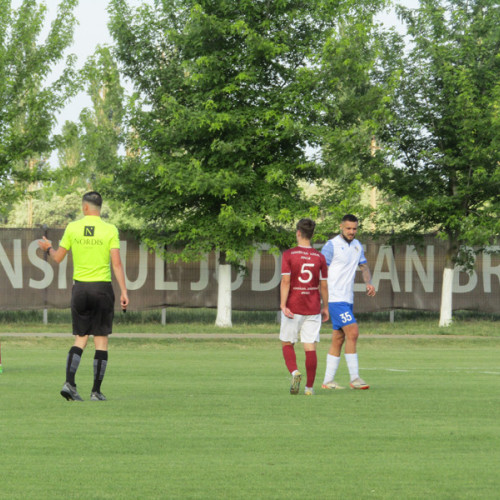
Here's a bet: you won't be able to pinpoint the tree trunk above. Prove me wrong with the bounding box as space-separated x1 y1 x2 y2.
439 237 457 327
439 264 453 327
215 252 232 327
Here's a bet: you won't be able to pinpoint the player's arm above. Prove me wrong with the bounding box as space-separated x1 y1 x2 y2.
319 254 329 321
280 274 294 319
38 236 68 264
110 248 130 310
319 279 329 322
359 263 376 296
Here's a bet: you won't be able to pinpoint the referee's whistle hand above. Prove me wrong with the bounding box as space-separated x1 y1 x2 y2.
120 294 129 310
37 236 52 252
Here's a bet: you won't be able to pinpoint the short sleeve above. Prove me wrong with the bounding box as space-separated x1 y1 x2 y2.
321 240 334 266
281 250 291 275
59 224 72 250
358 243 367 265
110 225 120 250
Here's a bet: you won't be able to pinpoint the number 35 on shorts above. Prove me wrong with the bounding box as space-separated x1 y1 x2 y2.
328 302 356 331
340 312 352 323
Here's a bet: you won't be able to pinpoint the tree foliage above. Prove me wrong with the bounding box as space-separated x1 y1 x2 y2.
7 190 88 227
7 43 136 231
53 120 84 193
80 46 125 185
0 0 78 216
5 187 142 229
108 0 387 263
376 0 500 266
53 46 125 195
314 14 402 237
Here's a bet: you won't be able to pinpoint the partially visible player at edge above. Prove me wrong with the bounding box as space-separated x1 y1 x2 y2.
321 214 375 390
38 191 129 401
280 218 329 395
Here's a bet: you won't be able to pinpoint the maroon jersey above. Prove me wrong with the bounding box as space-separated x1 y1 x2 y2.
281 246 328 315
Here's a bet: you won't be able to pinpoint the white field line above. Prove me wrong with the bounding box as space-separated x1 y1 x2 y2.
363 367 500 375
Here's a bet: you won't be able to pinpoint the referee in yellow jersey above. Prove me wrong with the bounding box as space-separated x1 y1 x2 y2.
38 191 129 401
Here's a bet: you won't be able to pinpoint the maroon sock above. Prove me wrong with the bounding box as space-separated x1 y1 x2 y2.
282 344 298 374
305 351 317 388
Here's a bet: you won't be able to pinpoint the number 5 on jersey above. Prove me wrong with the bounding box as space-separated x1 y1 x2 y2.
298 263 315 284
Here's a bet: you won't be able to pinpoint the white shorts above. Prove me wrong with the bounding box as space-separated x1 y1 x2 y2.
279 312 322 344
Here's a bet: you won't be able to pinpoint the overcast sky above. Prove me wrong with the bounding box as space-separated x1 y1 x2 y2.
12 0 419 131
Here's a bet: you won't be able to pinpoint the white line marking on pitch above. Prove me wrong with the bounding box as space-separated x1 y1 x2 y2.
362 367 500 375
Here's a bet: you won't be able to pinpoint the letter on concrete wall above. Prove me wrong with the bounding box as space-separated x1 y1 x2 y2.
121 241 148 290
155 253 179 291
405 245 434 293
482 247 500 293
191 255 209 291
452 250 478 293
251 248 281 292
372 245 401 292
0 239 23 289
28 240 54 289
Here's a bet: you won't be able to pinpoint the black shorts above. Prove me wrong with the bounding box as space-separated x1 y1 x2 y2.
71 281 115 336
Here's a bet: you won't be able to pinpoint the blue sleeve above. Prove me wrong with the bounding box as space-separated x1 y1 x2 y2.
321 240 334 266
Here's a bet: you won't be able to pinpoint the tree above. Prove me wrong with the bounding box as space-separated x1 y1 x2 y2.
79 46 125 188
0 0 78 219
375 0 500 325
8 43 140 231
314 10 403 236
7 190 88 227
51 46 125 196
109 0 386 326
5 189 135 228
52 120 84 194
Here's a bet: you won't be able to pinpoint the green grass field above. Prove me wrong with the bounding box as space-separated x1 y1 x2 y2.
1 335 500 499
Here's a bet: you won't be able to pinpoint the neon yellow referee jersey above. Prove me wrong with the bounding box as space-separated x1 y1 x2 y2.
60 215 120 282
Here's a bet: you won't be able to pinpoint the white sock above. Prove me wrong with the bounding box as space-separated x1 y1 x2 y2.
292 369 300 376
323 354 341 384
345 353 359 381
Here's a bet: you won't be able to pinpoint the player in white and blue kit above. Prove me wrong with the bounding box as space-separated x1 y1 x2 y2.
320 214 376 390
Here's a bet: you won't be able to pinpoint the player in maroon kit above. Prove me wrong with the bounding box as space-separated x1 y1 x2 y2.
280 218 329 395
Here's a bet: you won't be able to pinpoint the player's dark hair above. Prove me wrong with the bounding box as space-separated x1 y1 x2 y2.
296 218 315 240
82 191 103 208
342 214 358 223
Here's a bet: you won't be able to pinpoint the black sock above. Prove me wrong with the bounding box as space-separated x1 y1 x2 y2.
92 350 108 393
66 346 83 386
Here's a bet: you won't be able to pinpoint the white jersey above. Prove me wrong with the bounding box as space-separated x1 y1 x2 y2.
321 235 367 304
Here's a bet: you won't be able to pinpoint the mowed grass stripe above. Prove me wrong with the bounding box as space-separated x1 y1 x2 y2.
1 338 499 499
